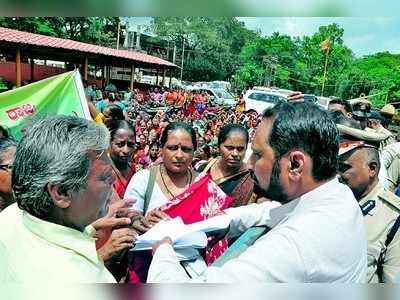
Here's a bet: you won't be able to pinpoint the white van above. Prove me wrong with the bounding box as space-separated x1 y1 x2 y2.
244 89 287 114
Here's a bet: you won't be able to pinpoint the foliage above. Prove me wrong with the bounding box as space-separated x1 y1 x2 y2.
0 77 8 90
1 17 400 106
234 63 264 89
153 17 257 81
234 23 354 95
337 52 400 108
0 17 120 48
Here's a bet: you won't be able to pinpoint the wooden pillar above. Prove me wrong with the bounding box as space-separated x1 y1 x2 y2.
105 66 110 86
169 68 172 89
15 48 21 87
101 65 105 89
30 58 34 82
130 64 135 91
83 57 88 81
162 68 166 87
156 69 159 86
94 65 97 79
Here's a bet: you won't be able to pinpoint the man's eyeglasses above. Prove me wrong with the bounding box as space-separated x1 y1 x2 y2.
0 164 12 172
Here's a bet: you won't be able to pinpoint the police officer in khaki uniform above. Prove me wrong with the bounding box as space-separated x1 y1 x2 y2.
387 157 400 192
337 124 400 283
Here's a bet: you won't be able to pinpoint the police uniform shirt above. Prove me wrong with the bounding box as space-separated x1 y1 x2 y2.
387 157 400 192
359 182 400 283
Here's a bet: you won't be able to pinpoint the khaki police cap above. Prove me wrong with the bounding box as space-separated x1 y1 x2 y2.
337 124 387 156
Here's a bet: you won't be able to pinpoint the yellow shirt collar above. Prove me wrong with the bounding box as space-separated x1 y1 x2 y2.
21 211 100 265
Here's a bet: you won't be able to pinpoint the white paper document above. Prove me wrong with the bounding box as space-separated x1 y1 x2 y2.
131 215 231 251
185 214 231 233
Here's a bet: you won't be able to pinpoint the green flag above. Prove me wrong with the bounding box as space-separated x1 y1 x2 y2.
0 70 90 139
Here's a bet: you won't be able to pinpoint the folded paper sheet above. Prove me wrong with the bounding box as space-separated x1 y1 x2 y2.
132 215 231 251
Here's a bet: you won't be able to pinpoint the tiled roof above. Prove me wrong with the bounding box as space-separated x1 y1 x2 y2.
0 26 176 68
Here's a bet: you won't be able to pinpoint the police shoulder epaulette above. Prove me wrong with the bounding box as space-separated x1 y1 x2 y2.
378 190 400 211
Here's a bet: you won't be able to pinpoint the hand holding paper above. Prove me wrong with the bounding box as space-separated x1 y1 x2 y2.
132 214 232 251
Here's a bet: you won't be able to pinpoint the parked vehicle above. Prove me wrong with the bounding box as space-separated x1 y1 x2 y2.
252 86 294 96
209 81 231 91
244 89 287 114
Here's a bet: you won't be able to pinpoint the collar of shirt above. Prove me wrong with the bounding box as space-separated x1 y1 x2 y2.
21 211 99 265
359 182 383 216
290 178 345 215
264 178 343 226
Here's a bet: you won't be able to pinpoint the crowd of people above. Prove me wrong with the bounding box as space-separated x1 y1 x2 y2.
0 81 400 284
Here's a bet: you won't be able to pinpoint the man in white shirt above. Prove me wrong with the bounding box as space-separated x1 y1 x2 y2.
147 101 367 283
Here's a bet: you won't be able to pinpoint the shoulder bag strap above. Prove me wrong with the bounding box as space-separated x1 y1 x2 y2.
143 166 158 214
202 158 218 174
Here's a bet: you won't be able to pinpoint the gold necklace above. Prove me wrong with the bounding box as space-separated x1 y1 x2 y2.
160 164 192 198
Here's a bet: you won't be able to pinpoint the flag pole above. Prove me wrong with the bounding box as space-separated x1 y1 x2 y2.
321 38 330 97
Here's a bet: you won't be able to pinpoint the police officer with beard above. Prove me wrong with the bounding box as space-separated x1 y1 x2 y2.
337 123 400 283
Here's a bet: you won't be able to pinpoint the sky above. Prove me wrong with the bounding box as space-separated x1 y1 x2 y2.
121 17 400 58
237 17 400 57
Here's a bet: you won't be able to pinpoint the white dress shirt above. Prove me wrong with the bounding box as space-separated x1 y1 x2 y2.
147 178 367 283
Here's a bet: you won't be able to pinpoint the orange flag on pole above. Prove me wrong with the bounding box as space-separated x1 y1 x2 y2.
321 36 331 51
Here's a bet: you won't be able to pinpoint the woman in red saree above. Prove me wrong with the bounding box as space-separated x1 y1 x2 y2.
124 122 232 282
108 120 137 199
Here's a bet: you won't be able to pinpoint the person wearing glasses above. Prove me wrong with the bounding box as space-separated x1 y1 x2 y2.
0 116 121 283
337 123 400 283
0 137 16 212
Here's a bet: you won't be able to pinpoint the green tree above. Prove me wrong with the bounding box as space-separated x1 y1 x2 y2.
0 17 120 48
234 63 264 89
153 17 256 82
235 33 301 89
337 52 400 108
235 23 353 95
297 23 353 95
0 17 57 35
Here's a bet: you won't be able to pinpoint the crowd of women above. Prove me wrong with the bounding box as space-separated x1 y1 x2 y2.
0 83 264 283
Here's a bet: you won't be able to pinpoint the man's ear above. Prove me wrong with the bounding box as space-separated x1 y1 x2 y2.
47 183 72 209
368 161 379 178
288 151 306 179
